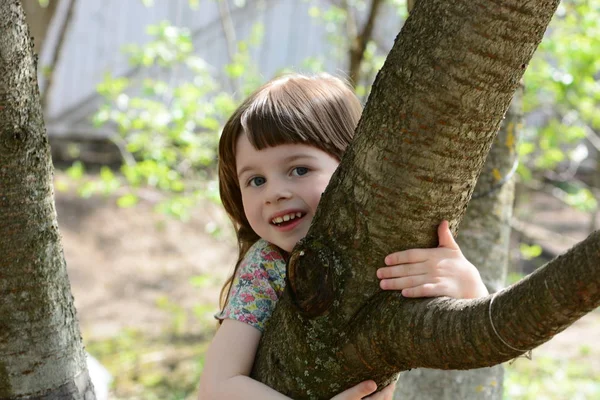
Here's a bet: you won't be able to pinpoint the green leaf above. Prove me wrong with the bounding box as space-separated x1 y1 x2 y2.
225 63 245 78
520 243 543 260
67 161 85 180
308 6 321 18
189 275 212 288
117 194 139 208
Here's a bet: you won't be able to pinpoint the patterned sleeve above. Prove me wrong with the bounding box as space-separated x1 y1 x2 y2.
215 239 287 332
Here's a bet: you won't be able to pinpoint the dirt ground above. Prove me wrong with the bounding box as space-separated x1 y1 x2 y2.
56 189 237 339
54 179 600 374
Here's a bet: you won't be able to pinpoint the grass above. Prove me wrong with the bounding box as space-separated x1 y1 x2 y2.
86 325 600 399
505 355 600 399
86 327 213 400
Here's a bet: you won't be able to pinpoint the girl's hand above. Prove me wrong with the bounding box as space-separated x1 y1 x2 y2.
377 221 489 299
331 381 396 400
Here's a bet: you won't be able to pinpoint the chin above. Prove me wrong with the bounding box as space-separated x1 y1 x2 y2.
275 241 295 253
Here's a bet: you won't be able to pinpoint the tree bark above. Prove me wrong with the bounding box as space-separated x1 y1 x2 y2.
249 1 598 399
0 1 94 399
395 7 518 397
394 85 523 400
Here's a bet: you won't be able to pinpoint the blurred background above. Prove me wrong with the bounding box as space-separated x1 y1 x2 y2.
27 0 600 398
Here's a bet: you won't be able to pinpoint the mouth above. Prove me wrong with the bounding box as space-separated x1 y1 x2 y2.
270 212 306 229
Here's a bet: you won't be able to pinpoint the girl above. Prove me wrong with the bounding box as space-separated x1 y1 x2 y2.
199 74 488 399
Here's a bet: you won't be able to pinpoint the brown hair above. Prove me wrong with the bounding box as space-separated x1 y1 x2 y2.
217 73 363 312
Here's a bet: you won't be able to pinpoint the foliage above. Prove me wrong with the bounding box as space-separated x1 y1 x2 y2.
520 0 599 213
61 2 600 398
304 0 407 98
86 327 209 400
66 18 265 219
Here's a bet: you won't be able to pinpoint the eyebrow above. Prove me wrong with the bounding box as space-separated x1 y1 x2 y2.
237 154 319 179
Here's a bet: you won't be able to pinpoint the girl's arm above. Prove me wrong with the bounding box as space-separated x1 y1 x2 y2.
199 319 395 400
378 220 489 299
199 319 288 399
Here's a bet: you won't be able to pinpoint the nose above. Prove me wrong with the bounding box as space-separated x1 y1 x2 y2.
264 180 292 204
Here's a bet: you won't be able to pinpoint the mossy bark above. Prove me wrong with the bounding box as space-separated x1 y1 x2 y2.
0 1 94 399
248 1 599 399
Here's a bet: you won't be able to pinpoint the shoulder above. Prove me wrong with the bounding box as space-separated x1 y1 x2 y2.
215 240 287 332
245 239 286 265
239 239 287 280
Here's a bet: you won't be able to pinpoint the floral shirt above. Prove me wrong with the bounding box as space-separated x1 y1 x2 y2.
215 239 287 332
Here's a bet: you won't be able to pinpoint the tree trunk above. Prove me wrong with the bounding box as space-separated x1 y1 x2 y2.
249 1 600 399
0 1 94 399
396 5 515 396
394 85 523 400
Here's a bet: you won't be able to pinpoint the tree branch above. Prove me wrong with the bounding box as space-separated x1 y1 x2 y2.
252 1 571 398
359 230 600 371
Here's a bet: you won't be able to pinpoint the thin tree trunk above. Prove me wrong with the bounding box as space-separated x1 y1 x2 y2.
249 1 597 398
40 0 77 111
346 0 384 87
21 0 59 54
0 1 94 398
394 85 523 400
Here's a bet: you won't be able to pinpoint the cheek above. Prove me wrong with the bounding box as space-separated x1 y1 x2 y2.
308 177 331 210
241 194 259 225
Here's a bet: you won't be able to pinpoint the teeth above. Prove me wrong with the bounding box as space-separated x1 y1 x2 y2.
272 213 303 225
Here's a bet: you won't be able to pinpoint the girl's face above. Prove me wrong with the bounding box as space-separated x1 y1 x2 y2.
235 134 340 252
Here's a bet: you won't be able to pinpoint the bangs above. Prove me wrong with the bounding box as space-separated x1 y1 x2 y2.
240 86 316 151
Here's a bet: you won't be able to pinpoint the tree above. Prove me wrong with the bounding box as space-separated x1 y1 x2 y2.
0 1 94 398
250 0 600 398
2 0 598 399
395 91 522 399
393 2 519 398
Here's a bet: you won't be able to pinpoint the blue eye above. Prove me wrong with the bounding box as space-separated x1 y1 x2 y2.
249 176 266 187
292 167 309 176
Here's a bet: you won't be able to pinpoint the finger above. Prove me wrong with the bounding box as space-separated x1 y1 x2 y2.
438 220 459 250
380 275 431 291
331 380 377 400
377 263 428 279
380 383 396 400
363 383 396 400
402 283 445 298
385 248 428 265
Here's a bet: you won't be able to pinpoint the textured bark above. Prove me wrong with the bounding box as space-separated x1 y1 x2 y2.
250 1 586 399
394 86 523 400
0 1 94 399
395 6 515 397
